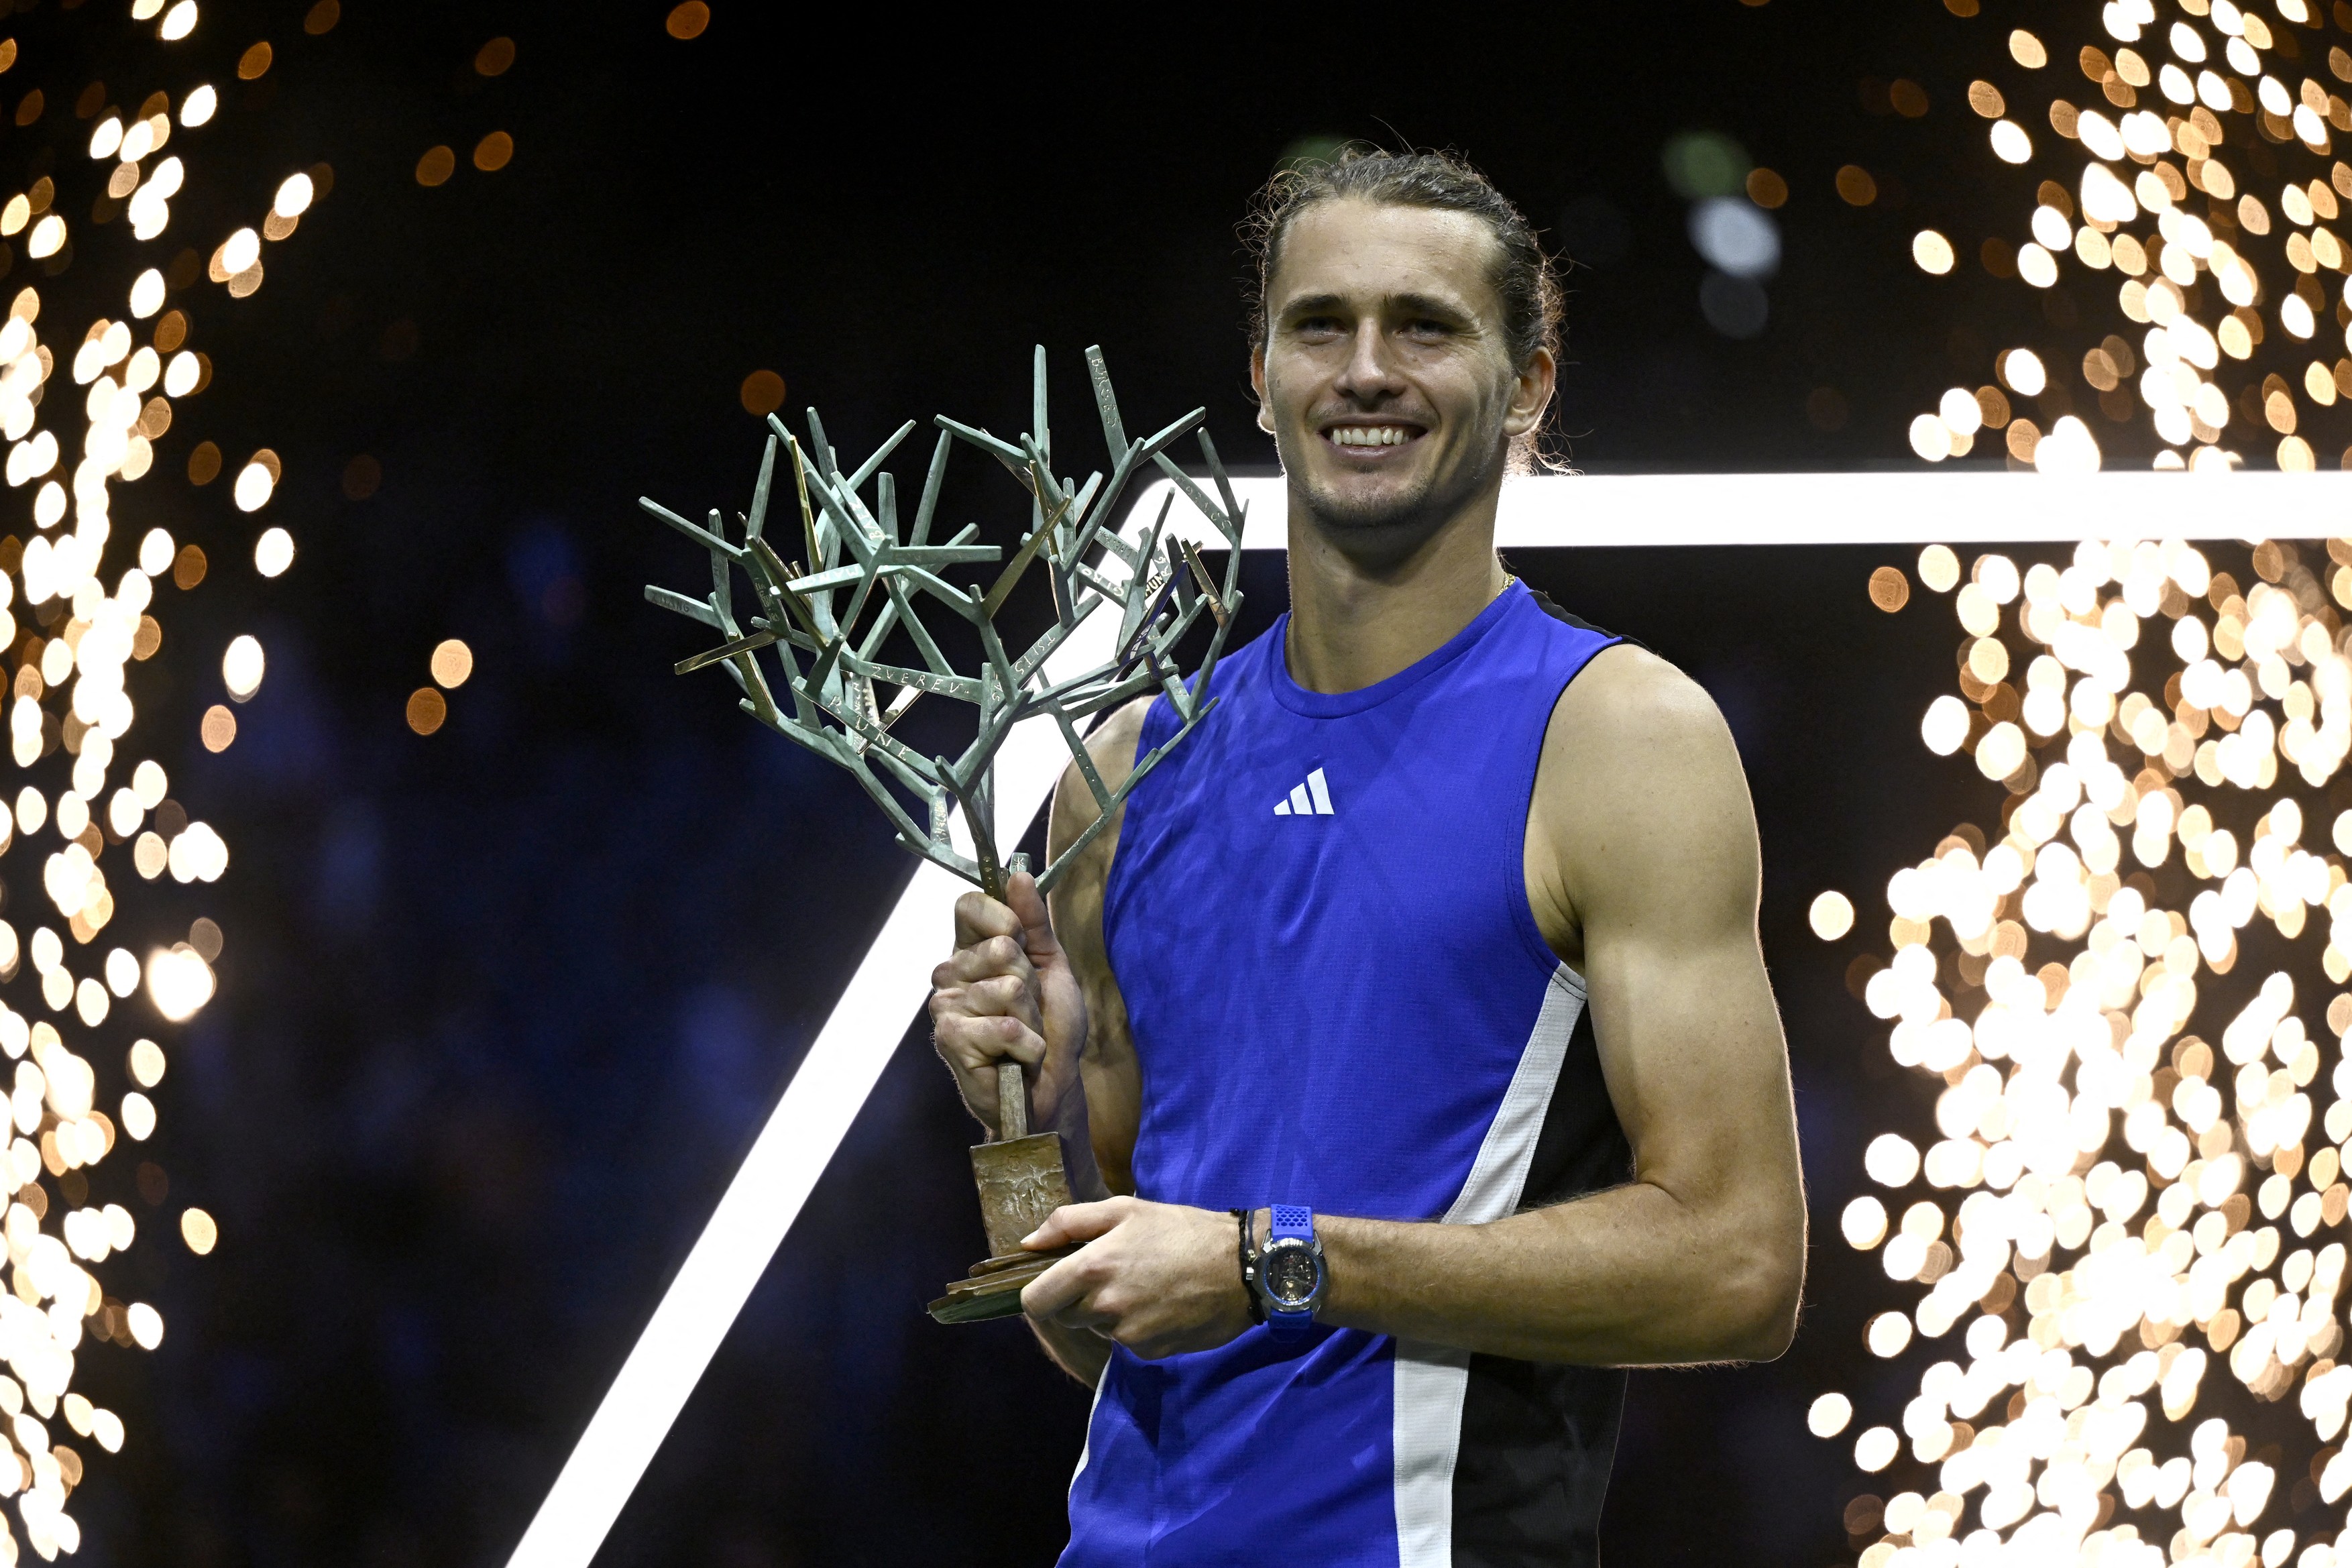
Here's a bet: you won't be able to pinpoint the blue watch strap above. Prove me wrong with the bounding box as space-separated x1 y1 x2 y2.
1264 1205 1319 1339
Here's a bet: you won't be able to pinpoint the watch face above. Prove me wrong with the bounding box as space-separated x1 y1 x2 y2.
1262 1244 1321 1309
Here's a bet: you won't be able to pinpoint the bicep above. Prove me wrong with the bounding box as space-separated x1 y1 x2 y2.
1553 671 1795 1207
1047 701 1152 1192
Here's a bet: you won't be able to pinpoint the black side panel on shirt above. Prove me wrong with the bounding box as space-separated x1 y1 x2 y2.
1524 587 1645 655
1451 1004 1634 1568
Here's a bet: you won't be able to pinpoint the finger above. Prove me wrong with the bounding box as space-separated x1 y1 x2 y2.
932 1000 1045 1060
934 1015 1045 1073
1022 1198 1126 1250
965 974 1042 1025
1006 871 1066 966
953 890 1021 949
1020 1251 1098 1322
945 950 1040 1001
948 934 1035 988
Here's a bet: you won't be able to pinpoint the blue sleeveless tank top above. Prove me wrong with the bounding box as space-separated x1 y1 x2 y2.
1067 580 1632 1568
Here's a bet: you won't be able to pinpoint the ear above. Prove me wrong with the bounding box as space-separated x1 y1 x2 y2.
1502 345 1556 442
1250 345 1274 435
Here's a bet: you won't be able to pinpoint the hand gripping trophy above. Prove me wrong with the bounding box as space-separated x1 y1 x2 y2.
640 347 1244 1323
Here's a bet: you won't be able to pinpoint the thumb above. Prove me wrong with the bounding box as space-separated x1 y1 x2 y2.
1007 869 1064 966
1023 1198 1123 1250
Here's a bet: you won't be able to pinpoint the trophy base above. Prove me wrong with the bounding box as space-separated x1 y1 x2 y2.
926 1245 1077 1324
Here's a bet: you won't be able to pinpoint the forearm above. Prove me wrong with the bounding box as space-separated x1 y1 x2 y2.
1074 1055 1136 1200
1313 1182 1802 1365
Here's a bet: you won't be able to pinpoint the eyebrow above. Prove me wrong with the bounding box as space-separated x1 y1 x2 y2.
1277 290 1476 323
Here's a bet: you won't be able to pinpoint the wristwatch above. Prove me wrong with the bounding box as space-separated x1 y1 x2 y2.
1249 1205 1327 1338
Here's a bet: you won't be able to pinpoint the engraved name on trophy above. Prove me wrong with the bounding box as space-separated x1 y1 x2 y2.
640 347 1244 1323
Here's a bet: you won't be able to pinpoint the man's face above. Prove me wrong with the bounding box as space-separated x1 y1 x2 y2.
1252 200 1551 541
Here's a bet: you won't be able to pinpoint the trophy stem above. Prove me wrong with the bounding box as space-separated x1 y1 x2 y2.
930 858 1077 1324
983 845 1025 1143
995 1062 1028 1140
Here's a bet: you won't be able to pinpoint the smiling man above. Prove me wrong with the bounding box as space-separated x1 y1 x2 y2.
928 148 1807 1566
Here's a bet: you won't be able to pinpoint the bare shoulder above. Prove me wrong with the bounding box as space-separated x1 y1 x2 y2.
1546 643 1734 763
1529 644 1757 940
1538 643 1748 812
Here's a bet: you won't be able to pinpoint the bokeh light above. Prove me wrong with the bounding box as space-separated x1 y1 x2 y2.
406 687 447 736
341 453 381 500
739 369 785 416
251 528 292 579
219 635 263 701
1815 890 1859 940
429 639 473 689
199 706 234 752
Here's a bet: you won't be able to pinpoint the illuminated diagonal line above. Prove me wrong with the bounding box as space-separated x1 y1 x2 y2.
506 469 2352 1568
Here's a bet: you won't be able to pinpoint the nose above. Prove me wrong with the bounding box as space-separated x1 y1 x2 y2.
1333 318 1406 406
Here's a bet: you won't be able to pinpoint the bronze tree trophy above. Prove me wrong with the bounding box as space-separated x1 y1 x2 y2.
640 347 1244 1322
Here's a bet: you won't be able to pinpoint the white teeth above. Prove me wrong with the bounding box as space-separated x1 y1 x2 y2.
1331 426 1411 447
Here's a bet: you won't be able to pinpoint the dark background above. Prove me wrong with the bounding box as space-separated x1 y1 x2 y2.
0 1 2285 1564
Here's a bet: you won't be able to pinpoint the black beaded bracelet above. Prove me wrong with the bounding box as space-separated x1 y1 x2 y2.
1232 1207 1265 1325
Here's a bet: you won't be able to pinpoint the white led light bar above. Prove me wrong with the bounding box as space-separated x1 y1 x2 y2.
506 469 2352 1568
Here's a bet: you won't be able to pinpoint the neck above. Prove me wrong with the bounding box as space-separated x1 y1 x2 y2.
1282 469 1511 695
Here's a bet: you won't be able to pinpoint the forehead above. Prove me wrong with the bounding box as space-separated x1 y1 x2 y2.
1267 200 1503 317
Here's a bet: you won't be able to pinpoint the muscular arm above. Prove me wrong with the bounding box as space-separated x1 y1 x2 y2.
1024 648 1805 1368
1018 699 1158 1384
1310 647 1805 1363
1044 701 1150 1201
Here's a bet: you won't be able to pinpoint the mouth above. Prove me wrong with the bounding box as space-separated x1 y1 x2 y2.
1320 421 1426 454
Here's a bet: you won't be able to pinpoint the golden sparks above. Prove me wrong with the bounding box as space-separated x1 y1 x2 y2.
0 0 317 1546
1824 535 2352 1568
1898 0 2352 472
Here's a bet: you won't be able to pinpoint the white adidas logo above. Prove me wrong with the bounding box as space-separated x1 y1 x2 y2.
1273 767 1335 817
